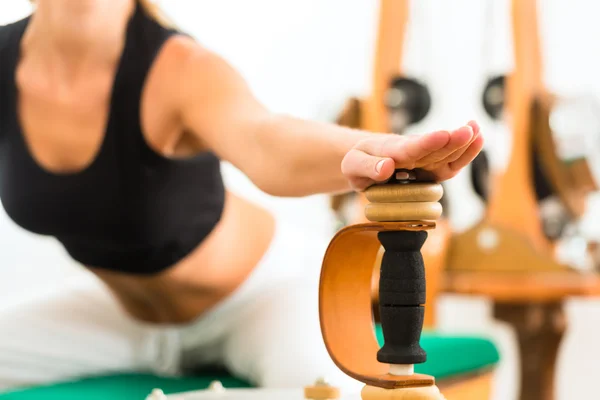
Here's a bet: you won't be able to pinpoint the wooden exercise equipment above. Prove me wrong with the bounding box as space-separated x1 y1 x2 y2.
362 0 411 134
320 171 444 400
446 0 592 273
443 1 600 399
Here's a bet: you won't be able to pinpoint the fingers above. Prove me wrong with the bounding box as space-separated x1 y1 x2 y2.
443 122 483 164
344 121 484 187
467 120 480 136
450 132 485 172
354 131 451 166
414 125 474 167
341 148 395 183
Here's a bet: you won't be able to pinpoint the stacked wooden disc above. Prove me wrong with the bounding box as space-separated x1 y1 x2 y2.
364 181 444 222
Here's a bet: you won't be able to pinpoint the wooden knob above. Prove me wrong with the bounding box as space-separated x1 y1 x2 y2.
365 202 442 222
364 182 443 222
304 378 341 399
365 183 443 203
361 384 444 399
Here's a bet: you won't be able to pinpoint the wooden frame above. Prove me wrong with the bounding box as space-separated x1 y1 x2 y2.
443 1 600 398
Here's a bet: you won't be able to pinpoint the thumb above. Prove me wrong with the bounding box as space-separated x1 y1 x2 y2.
341 149 395 182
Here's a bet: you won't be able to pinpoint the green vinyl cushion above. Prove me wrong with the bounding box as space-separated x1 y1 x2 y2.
375 326 500 380
0 327 499 399
0 373 250 400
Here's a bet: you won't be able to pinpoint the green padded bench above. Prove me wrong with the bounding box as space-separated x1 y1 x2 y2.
0 327 500 399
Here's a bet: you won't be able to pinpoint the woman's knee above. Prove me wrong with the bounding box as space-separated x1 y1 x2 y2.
221 282 362 393
257 344 361 393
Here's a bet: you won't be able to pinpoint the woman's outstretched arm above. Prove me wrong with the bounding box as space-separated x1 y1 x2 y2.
173 38 483 196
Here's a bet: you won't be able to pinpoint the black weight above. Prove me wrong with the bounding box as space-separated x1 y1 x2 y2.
471 150 491 202
385 76 431 133
482 75 505 120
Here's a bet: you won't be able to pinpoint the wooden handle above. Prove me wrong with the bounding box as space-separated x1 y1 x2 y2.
319 222 436 390
319 175 443 389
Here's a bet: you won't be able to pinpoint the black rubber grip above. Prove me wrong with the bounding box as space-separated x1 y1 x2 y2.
377 306 427 364
376 230 428 365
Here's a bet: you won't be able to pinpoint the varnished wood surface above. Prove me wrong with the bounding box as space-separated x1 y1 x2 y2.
365 202 442 222
304 384 341 400
365 184 444 203
486 0 549 252
361 385 443 400
446 222 568 274
444 270 600 302
438 371 494 400
364 182 443 222
363 0 410 133
320 222 436 389
494 303 564 400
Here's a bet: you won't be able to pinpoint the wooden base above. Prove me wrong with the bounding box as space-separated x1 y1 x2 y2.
438 372 494 400
360 371 495 400
443 271 600 400
494 303 564 400
444 270 600 302
446 222 569 274
361 384 444 400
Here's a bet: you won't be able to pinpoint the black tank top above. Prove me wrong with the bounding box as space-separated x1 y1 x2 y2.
0 4 225 274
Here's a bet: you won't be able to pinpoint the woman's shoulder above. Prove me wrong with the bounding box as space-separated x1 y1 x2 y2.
146 33 214 85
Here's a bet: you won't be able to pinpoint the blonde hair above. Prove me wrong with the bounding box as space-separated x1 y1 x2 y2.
137 0 175 28
29 0 175 28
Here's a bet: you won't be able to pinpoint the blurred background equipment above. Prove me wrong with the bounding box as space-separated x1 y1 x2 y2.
482 75 506 122
444 1 600 399
385 76 431 134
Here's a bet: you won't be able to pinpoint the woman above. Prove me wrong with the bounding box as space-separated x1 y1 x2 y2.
0 0 483 394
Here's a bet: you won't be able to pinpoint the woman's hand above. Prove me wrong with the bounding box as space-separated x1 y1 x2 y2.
341 121 484 191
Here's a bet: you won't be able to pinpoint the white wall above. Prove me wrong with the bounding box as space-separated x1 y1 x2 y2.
2 1 600 399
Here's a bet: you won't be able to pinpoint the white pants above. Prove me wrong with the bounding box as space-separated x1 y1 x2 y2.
0 220 362 395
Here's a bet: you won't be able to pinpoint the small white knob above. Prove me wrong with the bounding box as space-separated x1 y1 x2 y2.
387 88 407 108
146 388 167 400
477 227 499 251
208 380 226 393
389 364 414 376
315 377 330 386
